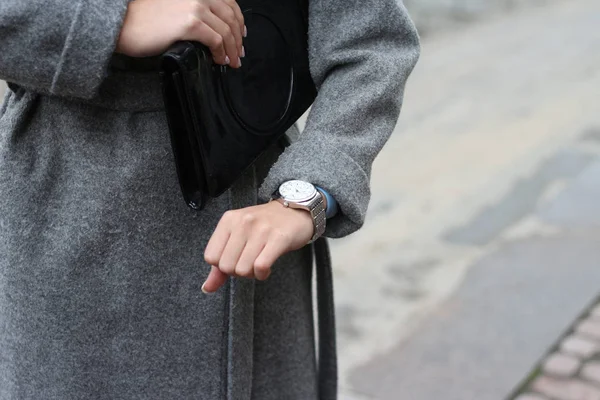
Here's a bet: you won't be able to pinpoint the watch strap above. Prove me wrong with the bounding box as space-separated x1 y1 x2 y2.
307 192 327 243
316 186 339 219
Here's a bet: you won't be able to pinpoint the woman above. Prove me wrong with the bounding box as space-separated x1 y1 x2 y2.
0 0 419 398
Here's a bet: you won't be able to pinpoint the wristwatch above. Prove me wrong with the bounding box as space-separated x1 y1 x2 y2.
272 180 326 243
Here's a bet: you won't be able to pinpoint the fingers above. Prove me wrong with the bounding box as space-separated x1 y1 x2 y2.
202 205 298 294
202 266 229 293
254 235 288 281
204 213 231 266
210 0 244 61
184 0 244 67
184 16 229 65
204 234 281 289
221 0 245 39
201 10 241 67
235 239 266 278
217 232 247 276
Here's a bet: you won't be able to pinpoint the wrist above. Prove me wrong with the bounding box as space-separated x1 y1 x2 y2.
272 180 327 242
266 200 314 240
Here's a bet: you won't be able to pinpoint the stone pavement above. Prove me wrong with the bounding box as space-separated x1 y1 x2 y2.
511 301 600 400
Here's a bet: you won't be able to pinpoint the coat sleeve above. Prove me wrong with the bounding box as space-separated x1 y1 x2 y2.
258 0 421 238
0 0 130 99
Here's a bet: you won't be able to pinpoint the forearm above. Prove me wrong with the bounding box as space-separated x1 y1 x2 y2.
0 0 129 99
259 0 420 237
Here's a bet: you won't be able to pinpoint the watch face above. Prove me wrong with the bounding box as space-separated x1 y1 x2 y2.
279 180 317 203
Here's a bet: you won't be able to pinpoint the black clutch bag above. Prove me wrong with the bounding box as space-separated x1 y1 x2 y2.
160 0 316 210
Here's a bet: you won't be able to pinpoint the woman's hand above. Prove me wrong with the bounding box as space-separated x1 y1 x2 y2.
201 202 315 293
116 0 245 67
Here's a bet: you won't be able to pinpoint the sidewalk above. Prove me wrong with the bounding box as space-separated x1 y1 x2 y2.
333 0 600 398
511 300 600 400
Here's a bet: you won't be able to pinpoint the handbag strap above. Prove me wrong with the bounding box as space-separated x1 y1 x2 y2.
299 4 336 397
314 237 338 400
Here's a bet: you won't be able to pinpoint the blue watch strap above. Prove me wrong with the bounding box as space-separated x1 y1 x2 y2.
316 186 339 219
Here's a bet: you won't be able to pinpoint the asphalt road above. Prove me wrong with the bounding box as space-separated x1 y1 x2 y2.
332 0 600 398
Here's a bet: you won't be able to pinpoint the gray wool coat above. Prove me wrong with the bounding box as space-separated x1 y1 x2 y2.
0 0 419 399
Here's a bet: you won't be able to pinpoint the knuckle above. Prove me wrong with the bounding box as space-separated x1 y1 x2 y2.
235 266 254 278
190 0 208 15
222 210 236 222
224 8 236 22
219 263 235 275
222 25 233 39
188 9 209 25
212 34 224 48
241 213 256 226
204 253 218 265
184 14 202 32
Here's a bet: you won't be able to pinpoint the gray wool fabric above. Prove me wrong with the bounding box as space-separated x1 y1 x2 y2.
0 0 420 399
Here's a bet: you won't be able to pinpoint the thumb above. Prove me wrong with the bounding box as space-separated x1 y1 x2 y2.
202 266 229 294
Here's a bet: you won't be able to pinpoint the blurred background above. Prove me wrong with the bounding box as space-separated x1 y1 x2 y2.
328 1 600 399
2 1 599 399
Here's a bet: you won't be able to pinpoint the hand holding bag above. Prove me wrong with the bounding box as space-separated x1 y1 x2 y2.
160 0 316 210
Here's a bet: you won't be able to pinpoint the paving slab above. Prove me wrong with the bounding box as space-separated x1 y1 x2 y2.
348 232 600 400
346 141 600 399
333 0 600 394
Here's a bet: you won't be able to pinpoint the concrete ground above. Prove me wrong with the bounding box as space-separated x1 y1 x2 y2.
331 0 600 399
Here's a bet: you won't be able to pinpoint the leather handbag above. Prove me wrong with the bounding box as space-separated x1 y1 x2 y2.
160 0 316 210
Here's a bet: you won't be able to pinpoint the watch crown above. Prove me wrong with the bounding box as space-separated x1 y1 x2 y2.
283 201 289 207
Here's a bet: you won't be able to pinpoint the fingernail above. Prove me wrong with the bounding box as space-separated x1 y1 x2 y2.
201 283 211 294
243 25 248 38
238 58 242 67
241 46 245 58
224 56 230 65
